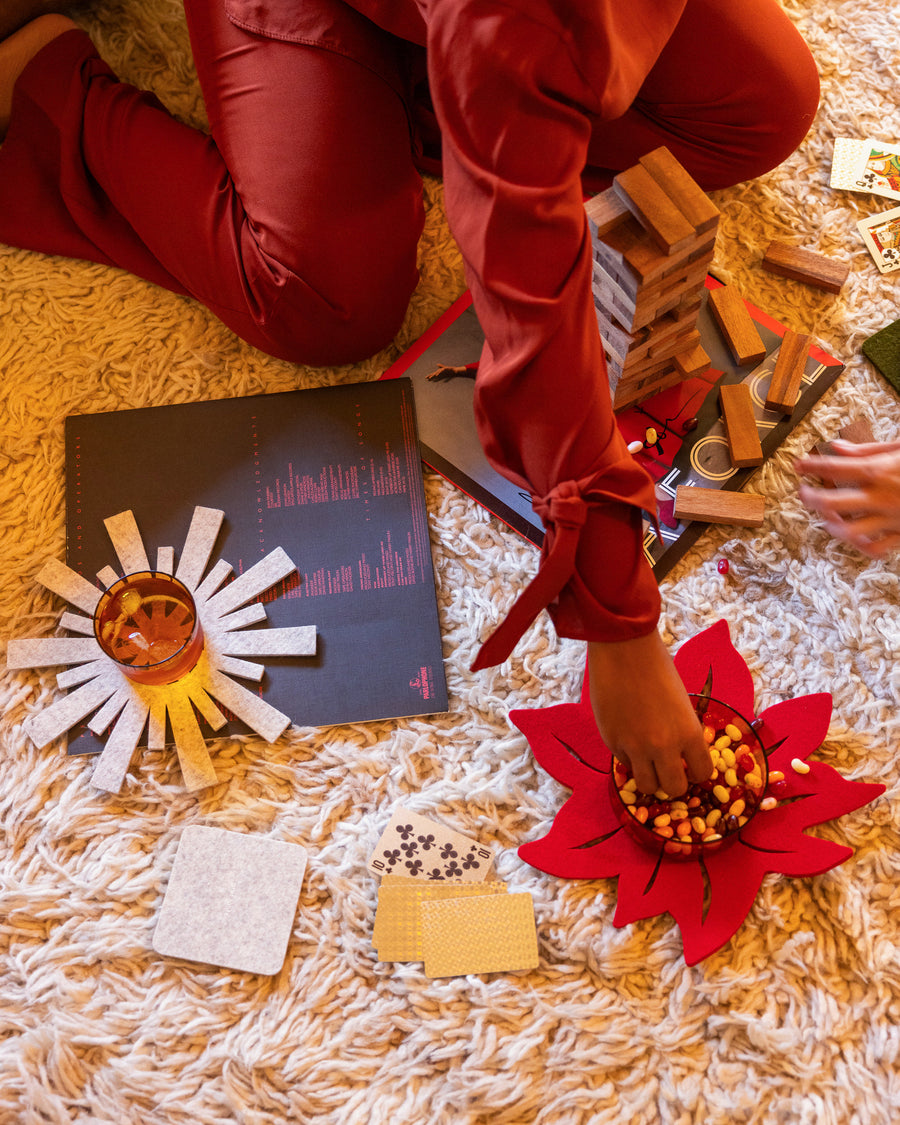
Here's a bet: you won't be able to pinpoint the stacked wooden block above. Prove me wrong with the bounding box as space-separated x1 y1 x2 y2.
586 147 720 410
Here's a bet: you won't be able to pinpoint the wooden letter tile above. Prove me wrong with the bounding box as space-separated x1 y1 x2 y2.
719 383 764 467
674 486 766 527
765 329 811 415
707 284 767 366
761 241 850 293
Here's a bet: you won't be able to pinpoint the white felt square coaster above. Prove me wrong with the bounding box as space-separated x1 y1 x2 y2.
152 825 308 975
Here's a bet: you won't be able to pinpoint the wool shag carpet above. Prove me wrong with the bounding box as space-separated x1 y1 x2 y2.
1 1 899 1122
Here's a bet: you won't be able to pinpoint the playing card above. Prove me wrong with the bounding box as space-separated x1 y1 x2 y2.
372 880 507 962
858 206 900 273
420 892 539 979
367 807 493 881
849 142 900 202
831 137 869 191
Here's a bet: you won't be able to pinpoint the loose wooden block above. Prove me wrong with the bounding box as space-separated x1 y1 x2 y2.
611 166 697 255
707 284 767 366
674 486 766 527
638 147 721 234
584 188 631 240
719 383 764 467
765 329 811 414
761 241 850 294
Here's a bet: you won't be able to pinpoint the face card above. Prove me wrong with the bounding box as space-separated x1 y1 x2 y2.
831 137 869 191
858 207 900 273
419 892 539 979
367 807 493 881
850 143 900 202
372 880 507 962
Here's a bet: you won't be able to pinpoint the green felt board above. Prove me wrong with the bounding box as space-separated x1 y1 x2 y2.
862 318 900 394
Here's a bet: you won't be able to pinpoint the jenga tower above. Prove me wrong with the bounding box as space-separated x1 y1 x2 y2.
586 147 721 411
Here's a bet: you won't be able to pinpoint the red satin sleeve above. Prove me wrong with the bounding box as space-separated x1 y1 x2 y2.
422 0 664 666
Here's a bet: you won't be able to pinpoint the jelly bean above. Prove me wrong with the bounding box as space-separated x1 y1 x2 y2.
645 427 658 445
620 789 636 805
717 558 730 576
655 825 674 838
713 784 731 804
760 796 777 811
791 758 811 774
769 770 785 783
768 779 788 798
725 723 742 742
653 813 672 828
681 416 699 433
691 816 707 835
724 767 738 788
627 439 644 454
729 798 746 817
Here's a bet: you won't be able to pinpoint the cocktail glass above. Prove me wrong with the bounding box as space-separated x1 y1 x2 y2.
93 571 204 686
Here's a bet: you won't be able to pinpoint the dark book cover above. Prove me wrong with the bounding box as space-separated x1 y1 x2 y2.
64 378 448 753
381 281 845 578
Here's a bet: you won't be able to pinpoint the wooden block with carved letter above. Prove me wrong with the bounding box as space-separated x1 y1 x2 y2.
761 241 850 294
766 329 811 414
674 486 766 527
719 383 764 467
707 284 767 366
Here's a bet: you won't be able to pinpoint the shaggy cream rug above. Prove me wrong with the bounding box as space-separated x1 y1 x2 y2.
1 1 899 1122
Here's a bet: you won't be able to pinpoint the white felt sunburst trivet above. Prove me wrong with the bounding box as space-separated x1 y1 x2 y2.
7 507 316 794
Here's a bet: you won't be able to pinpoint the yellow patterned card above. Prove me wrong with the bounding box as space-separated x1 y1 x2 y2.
373 881 506 962
420 893 539 978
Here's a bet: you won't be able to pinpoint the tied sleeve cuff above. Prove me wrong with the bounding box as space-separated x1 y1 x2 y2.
470 470 660 672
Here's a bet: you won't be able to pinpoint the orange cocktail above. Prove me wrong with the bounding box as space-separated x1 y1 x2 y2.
93 571 204 685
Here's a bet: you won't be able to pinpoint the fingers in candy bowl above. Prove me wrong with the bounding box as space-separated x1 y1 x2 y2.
611 695 768 859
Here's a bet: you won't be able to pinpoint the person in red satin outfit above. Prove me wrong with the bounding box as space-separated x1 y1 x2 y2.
0 0 819 796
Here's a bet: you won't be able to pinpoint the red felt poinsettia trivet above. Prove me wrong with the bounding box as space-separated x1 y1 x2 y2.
513 620 884 964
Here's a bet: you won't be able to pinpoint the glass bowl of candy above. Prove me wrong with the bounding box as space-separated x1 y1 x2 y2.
610 695 768 858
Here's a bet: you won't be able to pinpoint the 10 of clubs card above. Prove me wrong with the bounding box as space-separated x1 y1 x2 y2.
858 206 900 274
367 806 493 881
